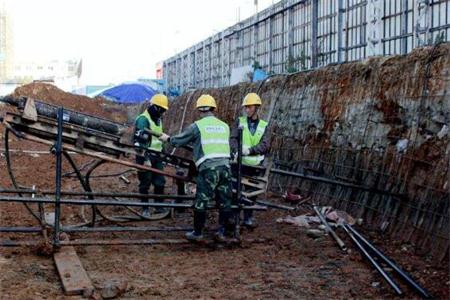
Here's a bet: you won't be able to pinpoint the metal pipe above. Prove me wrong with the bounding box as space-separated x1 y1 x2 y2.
53 107 63 247
0 227 43 233
0 188 196 200
0 196 267 210
0 96 124 135
270 168 406 198
345 224 431 299
10 131 192 182
255 200 295 211
234 126 244 239
313 206 347 251
342 225 403 296
61 226 191 233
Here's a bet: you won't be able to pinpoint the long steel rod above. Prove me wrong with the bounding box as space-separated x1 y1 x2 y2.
0 188 195 200
342 225 403 296
61 226 191 232
270 168 405 198
345 224 431 298
0 196 266 210
10 130 191 182
0 227 43 233
313 206 347 251
53 107 63 247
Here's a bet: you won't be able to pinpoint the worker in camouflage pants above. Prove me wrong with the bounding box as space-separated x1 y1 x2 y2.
158 94 233 242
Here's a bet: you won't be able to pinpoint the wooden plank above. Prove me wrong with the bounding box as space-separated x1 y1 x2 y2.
53 246 94 296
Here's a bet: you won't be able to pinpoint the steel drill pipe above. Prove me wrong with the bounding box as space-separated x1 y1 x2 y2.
313 206 347 251
345 224 431 299
270 168 406 198
53 107 63 247
61 226 192 233
342 224 403 296
0 188 195 200
0 96 124 135
0 196 267 210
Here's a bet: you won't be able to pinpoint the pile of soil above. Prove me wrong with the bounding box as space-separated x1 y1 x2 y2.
11 82 129 123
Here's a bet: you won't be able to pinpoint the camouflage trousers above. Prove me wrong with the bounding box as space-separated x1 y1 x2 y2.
195 165 232 213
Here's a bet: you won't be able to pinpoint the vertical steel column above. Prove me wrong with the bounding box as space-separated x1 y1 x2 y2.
337 0 344 62
221 32 225 87
269 15 274 72
202 42 206 88
401 0 408 54
311 0 319 68
53 107 64 248
287 4 294 64
234 126 244 239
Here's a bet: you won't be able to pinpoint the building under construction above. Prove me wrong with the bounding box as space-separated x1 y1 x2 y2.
163 0 450 93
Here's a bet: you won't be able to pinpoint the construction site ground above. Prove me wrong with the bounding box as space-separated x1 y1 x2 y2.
0 138 448 299
0 83 448 299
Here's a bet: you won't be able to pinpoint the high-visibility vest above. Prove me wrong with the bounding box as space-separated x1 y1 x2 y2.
239 116 268 166
195 116 230 167
137 110 163 152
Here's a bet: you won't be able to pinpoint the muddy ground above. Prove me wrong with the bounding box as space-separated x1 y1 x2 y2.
0 136 448 299
0 82 448 299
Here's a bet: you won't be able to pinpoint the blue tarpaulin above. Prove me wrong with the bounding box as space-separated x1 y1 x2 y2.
99 82 157 104
252 69 268 82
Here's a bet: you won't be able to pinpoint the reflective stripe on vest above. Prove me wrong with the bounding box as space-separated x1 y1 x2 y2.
239 116 268 166
137 110 163 152
195 116 230 167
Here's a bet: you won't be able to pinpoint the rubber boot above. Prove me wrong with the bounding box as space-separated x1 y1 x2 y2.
153 185 166 214
215 210 230 242
139 187 151 217
186 211 206 242
243 209 257 229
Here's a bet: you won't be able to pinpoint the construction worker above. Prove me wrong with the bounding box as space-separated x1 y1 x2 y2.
230 92 270 228
134 94 169 217
158 94 233 242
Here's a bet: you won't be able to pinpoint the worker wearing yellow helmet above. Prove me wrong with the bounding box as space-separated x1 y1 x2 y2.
158 94 233 242
134 94 169 217
230 92 271 229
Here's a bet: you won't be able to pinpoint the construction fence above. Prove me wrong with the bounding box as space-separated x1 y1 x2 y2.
163 0 450 93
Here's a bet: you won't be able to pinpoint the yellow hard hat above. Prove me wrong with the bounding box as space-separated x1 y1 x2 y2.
196 94 217 109
242 93 262 106
150 94 169 110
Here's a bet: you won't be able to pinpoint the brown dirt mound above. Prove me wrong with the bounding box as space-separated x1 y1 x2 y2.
11 82 129 123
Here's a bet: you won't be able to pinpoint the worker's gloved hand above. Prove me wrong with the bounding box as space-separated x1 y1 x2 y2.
242 148 250 156
158 133 170 142
134 142 144 154
144 159 152 167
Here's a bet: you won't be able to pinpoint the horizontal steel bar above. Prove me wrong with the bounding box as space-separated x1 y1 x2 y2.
0 188 195 200
0 196 267 210
61 226 191 233
0 226 43 233
270 168 406 198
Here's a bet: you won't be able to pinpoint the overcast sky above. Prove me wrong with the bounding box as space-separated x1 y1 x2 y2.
4 0 278 85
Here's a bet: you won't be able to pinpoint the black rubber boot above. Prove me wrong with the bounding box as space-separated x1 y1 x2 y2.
153 185 166 214
215 210 231 242
243 209 257 229
186 211 206 242
139 187 150 217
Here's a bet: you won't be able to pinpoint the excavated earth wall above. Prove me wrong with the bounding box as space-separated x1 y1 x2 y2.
164 43 450 260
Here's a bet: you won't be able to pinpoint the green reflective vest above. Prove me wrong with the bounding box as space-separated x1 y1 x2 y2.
239 116 268 166
195 116 230 167
137 110 163 152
